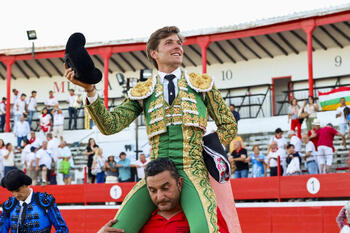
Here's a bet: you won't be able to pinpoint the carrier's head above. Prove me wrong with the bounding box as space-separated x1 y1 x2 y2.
144 158 182 212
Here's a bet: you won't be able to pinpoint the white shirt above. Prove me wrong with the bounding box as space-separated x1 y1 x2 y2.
13 120 30 137
68 94 77 107
0 102 5 114
37 148 52 168
26 97 37 111
304 104 317 118
14 99 26 115
158 67 181 104
86 67 182 104
47 138 60 161
19 188 33 206
337 105 349 124
30 137 42 149
132 159 149 179
269 136 287 150
13 92 22 104
45 97 58 108
290 135 302 152
40 114 51 127
53 112 64 126
21 144 32 166
266 148 286 167
304 141 318 162
3 149 14 166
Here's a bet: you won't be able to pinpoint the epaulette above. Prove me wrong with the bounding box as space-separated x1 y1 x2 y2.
2 197 17 214
128 76 156 100
186 73 214 92
35 192 55 213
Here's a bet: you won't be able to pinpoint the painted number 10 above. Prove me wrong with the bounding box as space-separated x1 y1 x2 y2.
221 69 233 81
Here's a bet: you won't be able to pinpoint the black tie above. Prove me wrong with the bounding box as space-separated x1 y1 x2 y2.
20 202 27 226
164 74 176 105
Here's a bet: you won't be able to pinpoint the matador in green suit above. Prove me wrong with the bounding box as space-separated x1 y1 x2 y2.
65 26 237 233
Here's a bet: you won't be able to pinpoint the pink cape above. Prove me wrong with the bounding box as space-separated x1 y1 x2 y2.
210 176 242 233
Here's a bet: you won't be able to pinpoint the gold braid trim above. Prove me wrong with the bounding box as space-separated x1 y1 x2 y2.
186 72 214 92
128 76 156 100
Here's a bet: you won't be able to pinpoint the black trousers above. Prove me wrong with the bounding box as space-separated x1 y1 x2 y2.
270 166 283 176
68 107 78 129
0 114 5 132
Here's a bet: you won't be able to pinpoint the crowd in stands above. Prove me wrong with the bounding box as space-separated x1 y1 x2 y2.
228 96 350 178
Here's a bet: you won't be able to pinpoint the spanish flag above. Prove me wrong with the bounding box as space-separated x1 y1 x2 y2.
318 87 350 111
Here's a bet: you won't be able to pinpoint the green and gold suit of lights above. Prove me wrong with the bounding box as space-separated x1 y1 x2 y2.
86 71 237 233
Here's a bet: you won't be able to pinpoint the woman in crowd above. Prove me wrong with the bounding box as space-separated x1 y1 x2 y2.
288 98 301 138
92 147 105 183
3 143 15 176
247 145 266 177
303 96 319 131
85 138 98 183
229 140 249 178
0 139 5 179
105 155 118 183
39 107 52 136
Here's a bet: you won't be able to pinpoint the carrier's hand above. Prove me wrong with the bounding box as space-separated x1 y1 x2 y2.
97 219 124 233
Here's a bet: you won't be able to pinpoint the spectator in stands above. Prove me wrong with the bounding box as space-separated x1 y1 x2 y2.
12 89 21 103
13 93 27 124
116 152 132 182
0 97 6 132
21 139 31 170
268 128 287 153
308 119 321 150
29 130 42 150
0 139 5 179
266 141 285 176
228 135 245 154
45 90 59 117
3 143 15 176
303 96 319 131
26 90 37 130
46 133 60 185
57 141 72 185
132 153 149 181
229 104 240 123
35 141 52 185
229 140 249 178
301 134 319 174
285 144 301 176
288 97 301 138
52 107 65 138
68 89 81 130
336 201 350 230
247 145 266 177
92 147 105 183
85 138 98 183
288 130 302 153
336 97 349 135
105 155 118 183
312 123 346 174
39 107 52 136
13 115 30 149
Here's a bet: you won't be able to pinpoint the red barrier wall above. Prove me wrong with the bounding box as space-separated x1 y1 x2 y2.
56 204 342 233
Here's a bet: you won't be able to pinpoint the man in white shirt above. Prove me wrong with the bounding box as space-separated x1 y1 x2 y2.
35 141 52 185
265 141 285 176
268 128 287 152
57 141 73 185
45 90 59 121
131 153 149 181
14 94 27 124
12 88 21 103
336 97 349 135
68 89 80 130
0 97 6 132
301 134 319 174
29 130 42 150
13 115 30 149
288 130 302 153
52 107 65 138
26 90 37 130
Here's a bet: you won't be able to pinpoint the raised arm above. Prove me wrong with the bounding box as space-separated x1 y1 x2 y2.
206 86 237 146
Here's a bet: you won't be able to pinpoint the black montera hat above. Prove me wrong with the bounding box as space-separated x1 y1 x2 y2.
64 32 102 84
1 169 32 191
202 132 231 183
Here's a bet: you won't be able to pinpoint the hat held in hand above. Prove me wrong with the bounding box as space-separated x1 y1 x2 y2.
203 132 231 183
64 32 102 84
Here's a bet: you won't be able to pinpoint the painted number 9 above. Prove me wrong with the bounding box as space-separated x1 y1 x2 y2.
221 69 233 81
335 55 342 67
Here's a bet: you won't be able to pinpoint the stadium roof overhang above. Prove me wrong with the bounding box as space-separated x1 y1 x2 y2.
1 5 350 132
